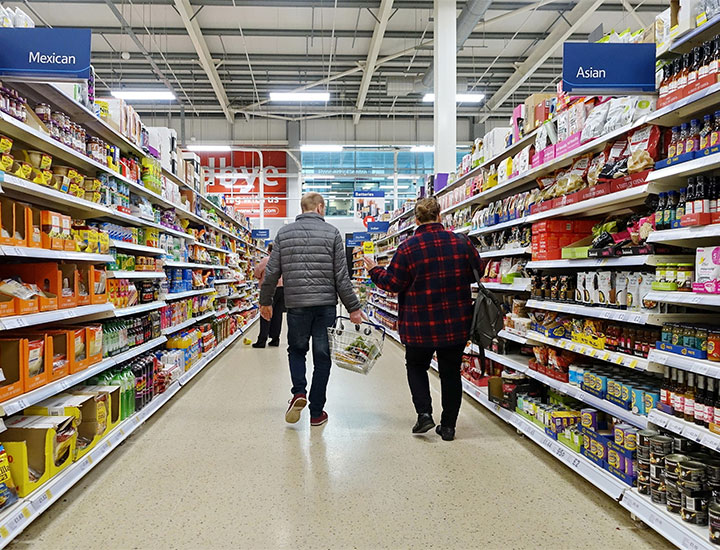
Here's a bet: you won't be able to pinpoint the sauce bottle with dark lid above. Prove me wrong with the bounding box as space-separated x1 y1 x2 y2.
711 110 720 147
677 122 689 155
700 114 713 150
676 186 687 220
686 118 701 153
687 176 696 215
688 47 701 86
695 174 709 214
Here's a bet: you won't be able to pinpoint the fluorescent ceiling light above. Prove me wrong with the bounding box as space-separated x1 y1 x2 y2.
111 90 175 101
303 185 331 190
422 93 485 103
380 185 410 190
397 174 421 180
410 146 434 153
305 174 336 180
301 144 343 153
186 145 232 152
270 92 330 102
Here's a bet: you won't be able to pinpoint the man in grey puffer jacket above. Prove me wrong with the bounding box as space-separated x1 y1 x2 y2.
260 192 363 427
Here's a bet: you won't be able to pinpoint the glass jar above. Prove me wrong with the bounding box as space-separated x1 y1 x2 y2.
677 263 695 291
665 263 678 285
672 324 683 346
656 263 667 283
683 325 697 349
708 330 720 362
697 327 709 353
34 103 51 123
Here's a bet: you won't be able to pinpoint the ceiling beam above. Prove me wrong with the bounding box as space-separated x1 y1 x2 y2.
173 0 233 122
354 0 394 124
481 0 603 119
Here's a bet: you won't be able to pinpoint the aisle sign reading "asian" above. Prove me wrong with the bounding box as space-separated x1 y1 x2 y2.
562 42 656 94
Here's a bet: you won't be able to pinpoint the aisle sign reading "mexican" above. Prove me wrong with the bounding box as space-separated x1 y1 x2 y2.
562 43 656 94
0 28 92 80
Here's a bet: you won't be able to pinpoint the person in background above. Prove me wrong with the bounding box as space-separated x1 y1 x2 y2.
260 192 364 427
364 197 481 441
253 243 285 348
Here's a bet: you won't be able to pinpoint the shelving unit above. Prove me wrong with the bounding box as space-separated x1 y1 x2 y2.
163 288 216 301
644 291 720 308
110 241 165 255
107 271 166 279
0 246 113 262
478 247 530 259
161 311 216 335
111 301 166 318
648 349 720 378
526 255 692 269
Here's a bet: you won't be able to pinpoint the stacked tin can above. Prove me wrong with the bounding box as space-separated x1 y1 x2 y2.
636 430 656 495
649 434 673 504
678 459 710 525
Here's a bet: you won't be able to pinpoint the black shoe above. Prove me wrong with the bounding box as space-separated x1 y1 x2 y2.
252 342 266 348
268 340 280 347
412 413 435 434
435 424 455 441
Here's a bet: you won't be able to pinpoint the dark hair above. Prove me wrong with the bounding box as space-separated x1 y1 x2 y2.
415 197 441 224
268 243 273 253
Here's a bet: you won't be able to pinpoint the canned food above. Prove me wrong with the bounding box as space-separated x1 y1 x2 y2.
638 430 658 447
650 463 666 480
673 436 693 453
680 461 707 483
651 477 667 492
614 423 629 446
638 480 651 495
681 507 708 525
650 435 673 455
624 428 638 451
680 480 707 492
637 446 650 460
651 489 667 504
638 470 650 484
665 454 690 476
682 493 709 512
667 495 682 514
689 453 714 463
707 461 720 484
709 501 720 544
667 478 681 495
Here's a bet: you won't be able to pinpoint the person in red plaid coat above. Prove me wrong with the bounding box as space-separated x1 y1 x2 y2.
364 197 481 441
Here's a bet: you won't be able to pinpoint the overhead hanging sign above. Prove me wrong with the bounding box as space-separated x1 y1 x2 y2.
367 221 390 233
251 229 270 239
0 28 92 80
346 237 364 247
353 232 370 241
562 42 656 94
354 190 385 198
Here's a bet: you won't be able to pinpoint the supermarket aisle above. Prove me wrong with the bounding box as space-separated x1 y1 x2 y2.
12 327 673 550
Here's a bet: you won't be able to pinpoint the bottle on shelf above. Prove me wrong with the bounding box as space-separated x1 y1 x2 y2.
676 187 687 220
700 41 713 79
711 177 719 214
686 118 701 153
664 190 678 229
684 372 696 423
708 376 717 428
669 57 682 94
695 175 709 214
674 369 686 418
695 374 706 426
712 35 720 76
688 47 701 86
661 365 671 405
656 192 667 230
677 52 691 91
677 123 689 156
660 65 672 99
712 111 720 148
669 367 679 410
687 176 696 215
700 114 713 150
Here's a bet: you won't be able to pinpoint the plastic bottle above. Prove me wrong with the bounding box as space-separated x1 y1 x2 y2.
701 114 713 150
664 190 678 229
668 126 680 157
710 177 719 214
687 176 696 215
656 192 667 229
687 119 701 153
677 123 689 156
695 175 710 214
676 187 687 221
712 111 720 147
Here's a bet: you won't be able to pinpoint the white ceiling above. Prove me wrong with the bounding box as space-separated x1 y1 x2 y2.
8 0 664 124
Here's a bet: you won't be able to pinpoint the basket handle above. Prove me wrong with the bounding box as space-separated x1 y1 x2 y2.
335 316 386 339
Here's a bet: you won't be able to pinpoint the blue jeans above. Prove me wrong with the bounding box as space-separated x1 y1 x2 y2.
286 305 337 417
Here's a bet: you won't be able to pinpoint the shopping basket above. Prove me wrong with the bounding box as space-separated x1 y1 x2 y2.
327 317 386 375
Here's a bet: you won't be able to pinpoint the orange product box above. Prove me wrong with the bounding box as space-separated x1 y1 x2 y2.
42 329 88 375
681 213 713 227
2 263 68 310
21 204 42 249
41 210 64 250
57 264 79 309
0 338 25 403
43 332 71 382
0 197 14 246
12 201 27 248
61 215 74 251
0 337 49 395
85 325 103 365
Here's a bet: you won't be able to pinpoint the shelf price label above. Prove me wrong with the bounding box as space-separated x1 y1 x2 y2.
33 489 52 512
684 427 702 442
667 419 685 435
681 536 703 550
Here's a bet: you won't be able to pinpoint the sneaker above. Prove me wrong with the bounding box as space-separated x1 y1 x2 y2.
412 413 435 434
310 411 329 426
252 342 266 349
435 424 455 441
285 393 307 423
268 340 280 347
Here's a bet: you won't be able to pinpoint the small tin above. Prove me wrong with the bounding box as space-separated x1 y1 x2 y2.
650 463 666 480
638 480 651 495
651 477 667 492
665 454 690 477
706 461 720 484
608 448 624 470
681 507 708 525
638 469 650 484
709 501 720 544
666 478 681 496
614 423 630 446
651 489 667 504
673 437 693 453
650 435 674 456
667 494 682 514
638 458 650 472
638 430 658 447
637 446 650 460
680 461 707 484
682 493 709 513
624 428 638 451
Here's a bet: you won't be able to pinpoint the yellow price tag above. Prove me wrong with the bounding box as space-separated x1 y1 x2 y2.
614 356 623 364
0 526 9 538
363 241 375 255
45 489 52 500
21 508 30 519
602 352 611 361
87 456 93 465
697 11 708 25
630 359 638 368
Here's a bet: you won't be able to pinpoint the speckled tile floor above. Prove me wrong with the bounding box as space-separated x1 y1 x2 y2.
10 325 676 550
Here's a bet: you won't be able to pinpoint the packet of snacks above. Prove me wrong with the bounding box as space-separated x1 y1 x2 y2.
627 125 661 173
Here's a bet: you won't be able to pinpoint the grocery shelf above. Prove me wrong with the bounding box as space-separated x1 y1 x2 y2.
194 241 231 254
110 240 165 255
368 301 398 317
440 192 480 215
375 224 415 245
455 379 628 500
163 288 216 301
112 301 166 318
621 489 717 550
213 278 238 285
214 308 230 317
647 150 720 183
106 271 166 279
0 246 113 262
469 216 528 237
0 303 114 331
178 323 252 385
385 328 401 344
164 260 228 270
644 291 720 308
0 322 246 548
525 299 707 326
369 289 398 304
0 335 167 417
453 226 471 234
648 224 720 246
648 408 720 453
648 349 720 379
377 247 397 258
161 310 216 335
482 281 531 292
484 350 529 372
498 329 530 344
527 330 652 372
527 255 693 269
388 207 415 225
478 247 530 259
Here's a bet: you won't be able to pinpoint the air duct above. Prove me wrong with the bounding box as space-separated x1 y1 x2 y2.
421 0 493 88
386 76 468 97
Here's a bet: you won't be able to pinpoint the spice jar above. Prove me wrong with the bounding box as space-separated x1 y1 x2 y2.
677 263 694 291
34 103 51 123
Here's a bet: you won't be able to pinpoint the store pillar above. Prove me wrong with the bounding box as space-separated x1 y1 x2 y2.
433 0 457 173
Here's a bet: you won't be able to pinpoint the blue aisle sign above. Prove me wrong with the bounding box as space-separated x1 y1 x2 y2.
354 190 385 198
353 232 370 241
367 221 390 233
346 238 364 247
0 28 92 80
562 43 656 93
252 229 270 239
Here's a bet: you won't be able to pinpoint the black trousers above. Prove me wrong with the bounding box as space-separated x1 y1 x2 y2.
257 287 285 344
405 343 465 429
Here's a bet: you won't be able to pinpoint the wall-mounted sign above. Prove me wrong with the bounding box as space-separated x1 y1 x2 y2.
353 190 385 198
346 238 364 247
0 28 92 80
367 221 390 233
562 42 656 94
252 229 270 239
353 232 370 241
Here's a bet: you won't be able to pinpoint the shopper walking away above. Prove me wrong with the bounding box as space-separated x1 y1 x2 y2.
253 243 285 348
260 192 364 427
364 197 482 441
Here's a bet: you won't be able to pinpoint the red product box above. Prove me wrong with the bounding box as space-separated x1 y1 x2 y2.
712 212 720 225
533 220 574 234
555 132 582 157
532 250 563 261
609 170 651 193
554 192 581 209
681 212 713 227
573 219 600 234
531 150 544 168
657 89 684 109
684 73 719 98
530 200 556 214
578 183 611 202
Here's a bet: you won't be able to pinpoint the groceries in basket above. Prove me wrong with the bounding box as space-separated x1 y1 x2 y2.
328 318 385 375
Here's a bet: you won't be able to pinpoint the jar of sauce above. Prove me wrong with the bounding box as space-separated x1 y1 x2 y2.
708 331 720 362
677 263 695 292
